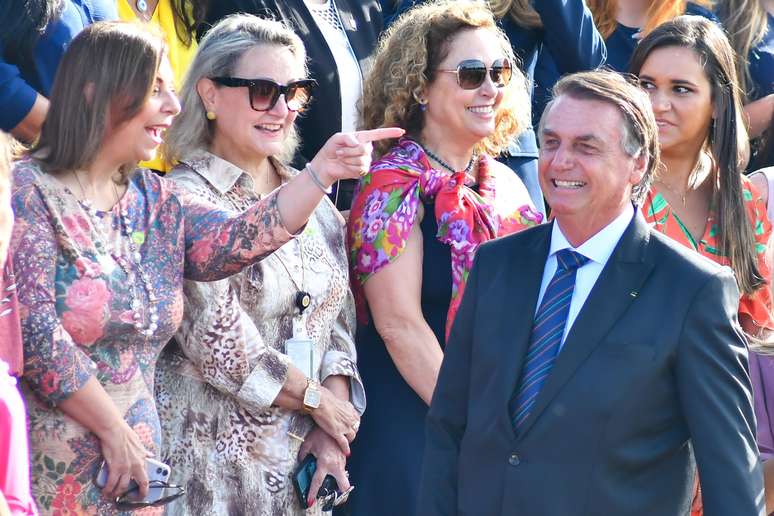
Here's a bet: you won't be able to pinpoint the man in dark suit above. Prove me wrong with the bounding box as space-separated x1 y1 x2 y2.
417 71 764 516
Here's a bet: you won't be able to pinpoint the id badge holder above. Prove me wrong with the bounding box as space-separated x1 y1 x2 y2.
285 318 315 379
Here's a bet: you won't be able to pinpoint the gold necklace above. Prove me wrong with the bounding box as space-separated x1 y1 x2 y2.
655 179 688 207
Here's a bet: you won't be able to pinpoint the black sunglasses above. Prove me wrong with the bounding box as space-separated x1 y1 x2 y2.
114 479 186 510
210 77 317 112
437 58 512 90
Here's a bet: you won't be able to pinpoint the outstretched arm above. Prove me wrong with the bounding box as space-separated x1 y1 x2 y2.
181 128 404 280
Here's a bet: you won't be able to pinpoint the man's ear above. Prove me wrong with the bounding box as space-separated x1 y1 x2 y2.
197 77 217 111
630 150 648 186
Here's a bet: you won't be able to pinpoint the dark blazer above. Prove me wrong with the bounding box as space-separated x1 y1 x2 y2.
201 0 382 208
418 213 764 516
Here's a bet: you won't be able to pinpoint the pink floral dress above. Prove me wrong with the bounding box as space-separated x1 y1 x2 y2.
10 159 296 515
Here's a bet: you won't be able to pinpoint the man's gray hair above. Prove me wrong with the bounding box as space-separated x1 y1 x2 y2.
538 70 659 205
163 14 307 165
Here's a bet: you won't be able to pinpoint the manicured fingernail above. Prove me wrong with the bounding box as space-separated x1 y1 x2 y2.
307 497 314 507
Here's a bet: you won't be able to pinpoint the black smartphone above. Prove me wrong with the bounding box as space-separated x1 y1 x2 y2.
292 454 340 509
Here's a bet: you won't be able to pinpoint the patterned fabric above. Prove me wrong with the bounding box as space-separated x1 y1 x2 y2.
641 177 774 331
10 158 295 515
509 250 589 431
348 138 543 339
154 151 364 516
0 260 22 376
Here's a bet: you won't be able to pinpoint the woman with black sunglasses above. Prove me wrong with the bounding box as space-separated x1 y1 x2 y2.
343 2 542 515
199 0 382 212
155 14 386 515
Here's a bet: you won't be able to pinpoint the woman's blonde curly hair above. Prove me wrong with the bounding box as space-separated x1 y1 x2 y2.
361 0 531 158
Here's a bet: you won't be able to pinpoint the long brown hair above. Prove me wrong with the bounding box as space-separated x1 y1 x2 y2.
715 0 769 101
361 0 531 158
588 0 712 38
487 0 542 28
31 22 165 183
630 16 764 296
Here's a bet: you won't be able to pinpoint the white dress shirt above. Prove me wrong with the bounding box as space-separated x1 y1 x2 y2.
306 0 363 133
536 204 635 350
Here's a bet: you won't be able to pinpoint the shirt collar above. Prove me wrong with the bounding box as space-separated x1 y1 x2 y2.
179 150 290 195
549 204 635 265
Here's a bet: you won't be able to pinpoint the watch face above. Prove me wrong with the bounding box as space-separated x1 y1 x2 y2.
305 388 321 409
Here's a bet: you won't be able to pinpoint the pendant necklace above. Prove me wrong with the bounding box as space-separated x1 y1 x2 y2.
73 171 159 337
656 180 688 207
273 237 311 316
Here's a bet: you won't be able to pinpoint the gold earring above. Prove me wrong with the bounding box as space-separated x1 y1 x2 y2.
206 110 216 120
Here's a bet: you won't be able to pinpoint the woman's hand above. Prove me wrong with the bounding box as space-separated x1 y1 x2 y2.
298 427 350 508
309 128 404 184
309 386 360 456
97 420 153 500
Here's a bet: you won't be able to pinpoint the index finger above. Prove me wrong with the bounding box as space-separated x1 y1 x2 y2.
132 463 150 499
353 127 405 144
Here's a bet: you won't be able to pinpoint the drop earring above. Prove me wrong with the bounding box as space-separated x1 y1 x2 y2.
419 101 428 112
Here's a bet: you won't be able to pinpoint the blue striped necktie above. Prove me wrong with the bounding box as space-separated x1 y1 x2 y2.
510 248 589 432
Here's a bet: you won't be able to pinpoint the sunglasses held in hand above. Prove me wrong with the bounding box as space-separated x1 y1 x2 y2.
437 58 513 90
114 479 186 510
211 77 317 112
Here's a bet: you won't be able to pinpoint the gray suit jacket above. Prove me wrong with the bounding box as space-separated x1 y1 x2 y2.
418 212 764 516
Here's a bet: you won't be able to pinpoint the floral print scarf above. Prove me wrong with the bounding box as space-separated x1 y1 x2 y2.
348 138 543 340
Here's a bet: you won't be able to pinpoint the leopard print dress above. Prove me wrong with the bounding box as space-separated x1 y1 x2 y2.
155 151 365 516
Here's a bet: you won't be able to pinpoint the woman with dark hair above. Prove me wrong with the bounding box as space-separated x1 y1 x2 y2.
629 15 774 514
116 0 206 172
0 0 117 142
10 20 396 514
344 2 541 514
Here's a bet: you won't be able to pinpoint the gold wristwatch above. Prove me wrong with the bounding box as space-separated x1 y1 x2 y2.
302 378 321 413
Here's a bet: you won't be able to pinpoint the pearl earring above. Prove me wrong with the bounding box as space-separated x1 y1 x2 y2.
206 110 216 120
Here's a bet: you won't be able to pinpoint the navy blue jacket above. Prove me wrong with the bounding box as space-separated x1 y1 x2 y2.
391 0 605 158
748 13 774 100
419 214 764 516
0 0 116 131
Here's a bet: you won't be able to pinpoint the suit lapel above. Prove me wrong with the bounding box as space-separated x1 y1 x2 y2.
516 213 655 439
494 224 551 439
